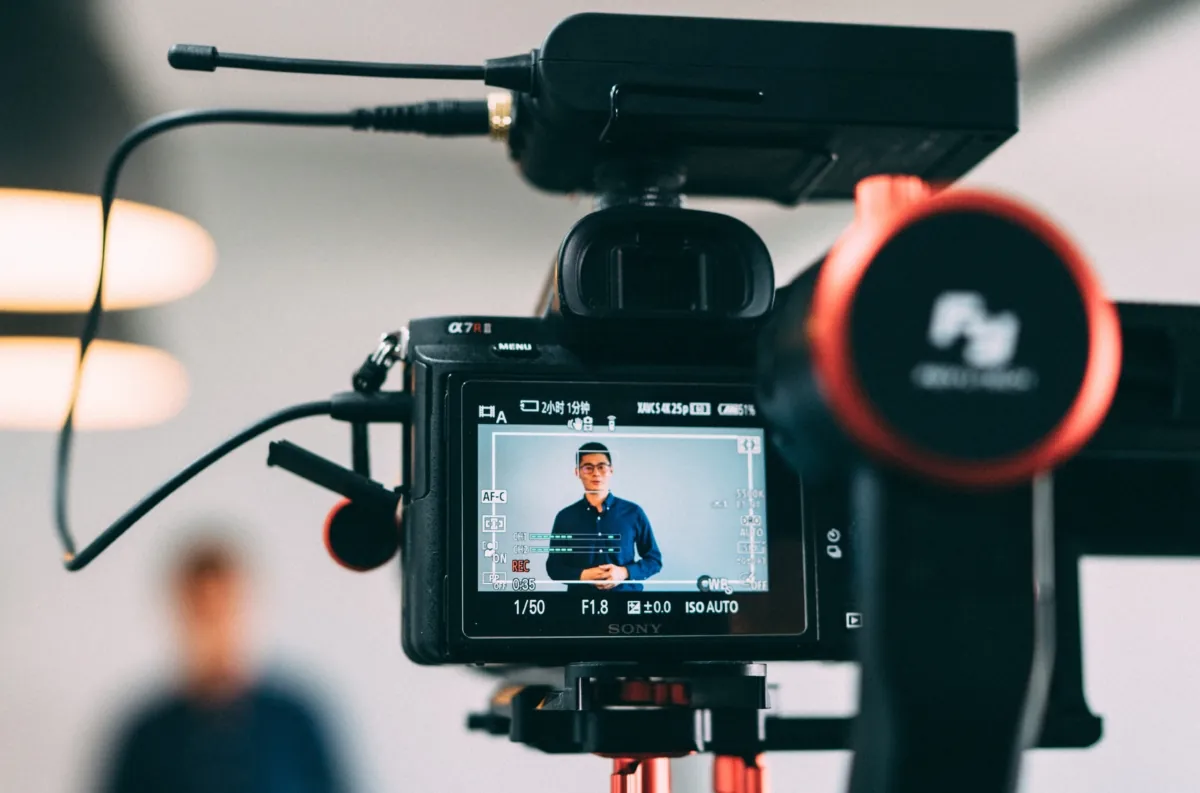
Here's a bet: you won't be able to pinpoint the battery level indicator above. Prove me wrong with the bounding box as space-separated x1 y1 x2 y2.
718 403 747 417
519 399 540 413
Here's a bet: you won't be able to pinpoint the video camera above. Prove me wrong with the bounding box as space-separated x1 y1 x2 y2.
49 10 1200 793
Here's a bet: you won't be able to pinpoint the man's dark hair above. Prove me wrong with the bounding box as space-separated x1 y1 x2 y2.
576 442 612 466
173 538 242 590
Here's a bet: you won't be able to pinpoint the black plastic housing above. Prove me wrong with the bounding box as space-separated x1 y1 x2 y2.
557 207 773 322
553 206 776 357
505 13 1018 203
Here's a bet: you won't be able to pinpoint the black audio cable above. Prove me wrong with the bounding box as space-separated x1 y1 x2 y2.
57 389 412 571
60 400 333 571
55 99 479 570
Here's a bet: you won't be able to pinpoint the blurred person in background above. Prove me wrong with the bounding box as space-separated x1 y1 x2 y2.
98 537 346 793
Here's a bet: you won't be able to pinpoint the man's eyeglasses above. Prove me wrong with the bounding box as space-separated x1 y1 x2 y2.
578 463 612 474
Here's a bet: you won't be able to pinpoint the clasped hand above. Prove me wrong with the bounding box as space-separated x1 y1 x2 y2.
580 564 629 590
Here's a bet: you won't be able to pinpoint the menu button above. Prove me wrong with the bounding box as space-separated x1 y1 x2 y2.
490 342 539 358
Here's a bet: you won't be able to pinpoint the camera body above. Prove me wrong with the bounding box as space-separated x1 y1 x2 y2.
399 206 859 665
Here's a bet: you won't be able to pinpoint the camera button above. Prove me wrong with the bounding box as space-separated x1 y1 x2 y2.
490 341 540 358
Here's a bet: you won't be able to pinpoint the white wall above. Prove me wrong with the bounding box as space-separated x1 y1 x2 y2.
3 2 1200 793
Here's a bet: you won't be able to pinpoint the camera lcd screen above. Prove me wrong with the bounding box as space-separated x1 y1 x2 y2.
456 379 809 641
475 424 768 594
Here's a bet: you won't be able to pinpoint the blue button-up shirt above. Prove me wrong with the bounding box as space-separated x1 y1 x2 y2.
545 493 663 591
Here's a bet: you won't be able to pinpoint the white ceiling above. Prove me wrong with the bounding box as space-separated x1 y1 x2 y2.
965 2 1200 304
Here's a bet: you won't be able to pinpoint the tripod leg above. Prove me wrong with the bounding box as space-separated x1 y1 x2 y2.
642 757 671 793
744 755 767 793
612 758 641 793
714 755 767 793
611 757 671 793
714 756 744 793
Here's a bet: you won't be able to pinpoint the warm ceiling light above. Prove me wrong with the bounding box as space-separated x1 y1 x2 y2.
0 188 216 312
0 338 188 430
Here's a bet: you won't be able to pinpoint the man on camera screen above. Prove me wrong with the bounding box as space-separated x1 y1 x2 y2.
546 442 663 591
